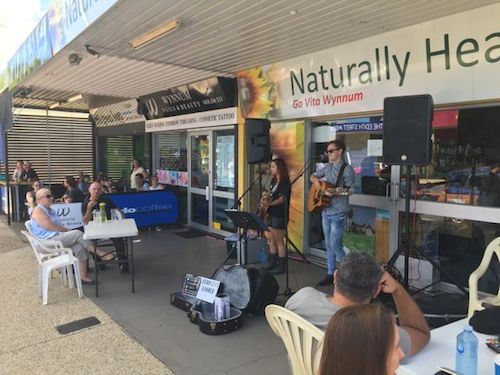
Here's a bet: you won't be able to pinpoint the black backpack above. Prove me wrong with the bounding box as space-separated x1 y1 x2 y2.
246 267 279 315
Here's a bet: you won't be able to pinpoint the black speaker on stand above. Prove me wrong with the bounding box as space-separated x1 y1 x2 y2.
383 95 467 297
245 118 272 199
245 118 271 164
383 94 433 166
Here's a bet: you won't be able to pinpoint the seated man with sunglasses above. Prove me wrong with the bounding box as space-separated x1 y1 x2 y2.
31 188 113 284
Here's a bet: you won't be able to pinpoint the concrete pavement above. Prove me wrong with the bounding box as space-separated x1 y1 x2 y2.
0 221 174 375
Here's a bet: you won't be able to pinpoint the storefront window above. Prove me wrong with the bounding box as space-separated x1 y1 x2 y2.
400 212 499 294
309 118 385 253
104 136 133 181
214 130 235 193
411 106 500 208
155 132 188 224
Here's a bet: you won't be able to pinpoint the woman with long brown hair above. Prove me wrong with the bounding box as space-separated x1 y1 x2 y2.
262 158 291 274
319 304 404 375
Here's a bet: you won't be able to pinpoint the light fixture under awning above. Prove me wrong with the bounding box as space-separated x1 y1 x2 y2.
129 19 180 49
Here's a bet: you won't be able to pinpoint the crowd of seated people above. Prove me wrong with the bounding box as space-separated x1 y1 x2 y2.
22 158 169 225
285 252 431 374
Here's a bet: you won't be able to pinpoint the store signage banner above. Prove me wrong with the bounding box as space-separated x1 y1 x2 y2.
145 107 237 132
106 190 178 227
48 0 119 55
138 77 237 120
7 15 52 88
237 3 500 120
90 99 145 127
6 0 118 88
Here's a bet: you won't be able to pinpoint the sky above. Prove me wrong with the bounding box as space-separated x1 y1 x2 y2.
0 0 51 71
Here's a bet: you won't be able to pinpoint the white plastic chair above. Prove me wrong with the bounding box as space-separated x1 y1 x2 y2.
25 220 65 249
25 220 72 283
468 236 500 317
21 230 83 305
265 304 325 375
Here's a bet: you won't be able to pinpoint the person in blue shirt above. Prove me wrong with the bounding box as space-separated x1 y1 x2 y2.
310 139 355 286
31 188 113 284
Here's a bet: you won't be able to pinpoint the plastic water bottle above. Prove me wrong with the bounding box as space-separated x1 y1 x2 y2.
455 325 478 375
99 202 107 223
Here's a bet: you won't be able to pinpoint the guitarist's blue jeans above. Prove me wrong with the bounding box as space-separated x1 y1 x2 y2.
321 211 347 275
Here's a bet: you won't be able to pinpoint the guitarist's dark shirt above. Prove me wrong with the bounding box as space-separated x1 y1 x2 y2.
314 160 354 214
267 177 291 219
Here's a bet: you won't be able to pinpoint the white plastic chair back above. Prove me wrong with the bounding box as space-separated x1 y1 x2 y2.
21 230 83 305
265 304 324 375
25 220 34 234
468 236 500 317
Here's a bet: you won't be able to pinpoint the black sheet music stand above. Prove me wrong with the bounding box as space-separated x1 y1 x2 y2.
224 209 269 264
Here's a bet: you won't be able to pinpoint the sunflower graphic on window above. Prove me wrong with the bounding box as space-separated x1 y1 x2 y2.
237 68 273 118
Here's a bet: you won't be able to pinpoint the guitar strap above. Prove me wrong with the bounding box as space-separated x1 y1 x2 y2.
334 163 348 188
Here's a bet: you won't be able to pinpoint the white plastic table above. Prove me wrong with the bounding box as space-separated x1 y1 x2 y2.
83 219 138 297
397 318 496 375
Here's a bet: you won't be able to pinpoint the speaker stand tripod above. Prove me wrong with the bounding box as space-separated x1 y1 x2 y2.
386 166 468 296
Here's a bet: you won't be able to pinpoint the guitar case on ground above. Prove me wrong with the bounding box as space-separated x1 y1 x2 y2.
188 265 252 335
172 265 278 335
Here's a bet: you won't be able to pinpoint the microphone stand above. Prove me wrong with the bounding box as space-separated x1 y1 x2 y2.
226 170 265 267
232 171 263 210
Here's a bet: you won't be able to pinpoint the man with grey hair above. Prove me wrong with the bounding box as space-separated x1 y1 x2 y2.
285 252 430 358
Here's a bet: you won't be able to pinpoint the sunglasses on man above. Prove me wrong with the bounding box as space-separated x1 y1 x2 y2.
327 148 340 153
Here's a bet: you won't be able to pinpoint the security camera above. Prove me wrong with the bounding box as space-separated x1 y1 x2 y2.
68 53 82 66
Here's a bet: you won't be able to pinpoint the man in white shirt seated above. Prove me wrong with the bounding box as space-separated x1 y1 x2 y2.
285 252 430 359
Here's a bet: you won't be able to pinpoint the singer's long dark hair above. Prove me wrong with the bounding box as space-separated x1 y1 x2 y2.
271 158 290 186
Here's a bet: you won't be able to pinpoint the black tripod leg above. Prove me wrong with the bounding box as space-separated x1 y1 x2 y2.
411 246 468 296
286 237 310 263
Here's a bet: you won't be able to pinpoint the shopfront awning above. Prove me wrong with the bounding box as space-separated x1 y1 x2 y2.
5 0 498 112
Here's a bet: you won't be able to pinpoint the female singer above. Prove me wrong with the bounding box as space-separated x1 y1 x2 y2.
262 158 291 275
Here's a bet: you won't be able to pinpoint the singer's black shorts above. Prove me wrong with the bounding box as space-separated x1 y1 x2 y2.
266 216 287 230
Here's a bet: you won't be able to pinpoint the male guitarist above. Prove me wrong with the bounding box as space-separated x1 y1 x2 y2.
310 139 354 286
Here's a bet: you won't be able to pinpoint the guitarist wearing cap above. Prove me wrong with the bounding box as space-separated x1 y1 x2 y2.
310 140 354 286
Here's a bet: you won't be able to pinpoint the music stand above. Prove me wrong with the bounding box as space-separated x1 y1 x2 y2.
224 209 269 264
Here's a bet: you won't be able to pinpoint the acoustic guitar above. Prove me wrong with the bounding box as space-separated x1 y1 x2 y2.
257 191 272 220
307 182 349 213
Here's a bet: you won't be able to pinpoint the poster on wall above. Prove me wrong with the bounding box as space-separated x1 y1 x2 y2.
215 135 235 189
269 121 305 253
156 170 188 187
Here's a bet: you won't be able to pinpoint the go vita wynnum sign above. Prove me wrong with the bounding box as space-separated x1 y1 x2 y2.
238 3 499 120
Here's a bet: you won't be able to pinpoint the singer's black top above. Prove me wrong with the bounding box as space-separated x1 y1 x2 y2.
267 177 291 220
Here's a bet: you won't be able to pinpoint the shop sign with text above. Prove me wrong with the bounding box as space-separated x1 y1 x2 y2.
145 107 237 132
237 3 500 120
139 77 237 120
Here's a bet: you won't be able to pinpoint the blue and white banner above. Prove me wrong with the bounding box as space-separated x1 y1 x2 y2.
106 190 178 227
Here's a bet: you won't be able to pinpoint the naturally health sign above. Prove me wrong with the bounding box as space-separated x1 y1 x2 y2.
239 3 499 120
